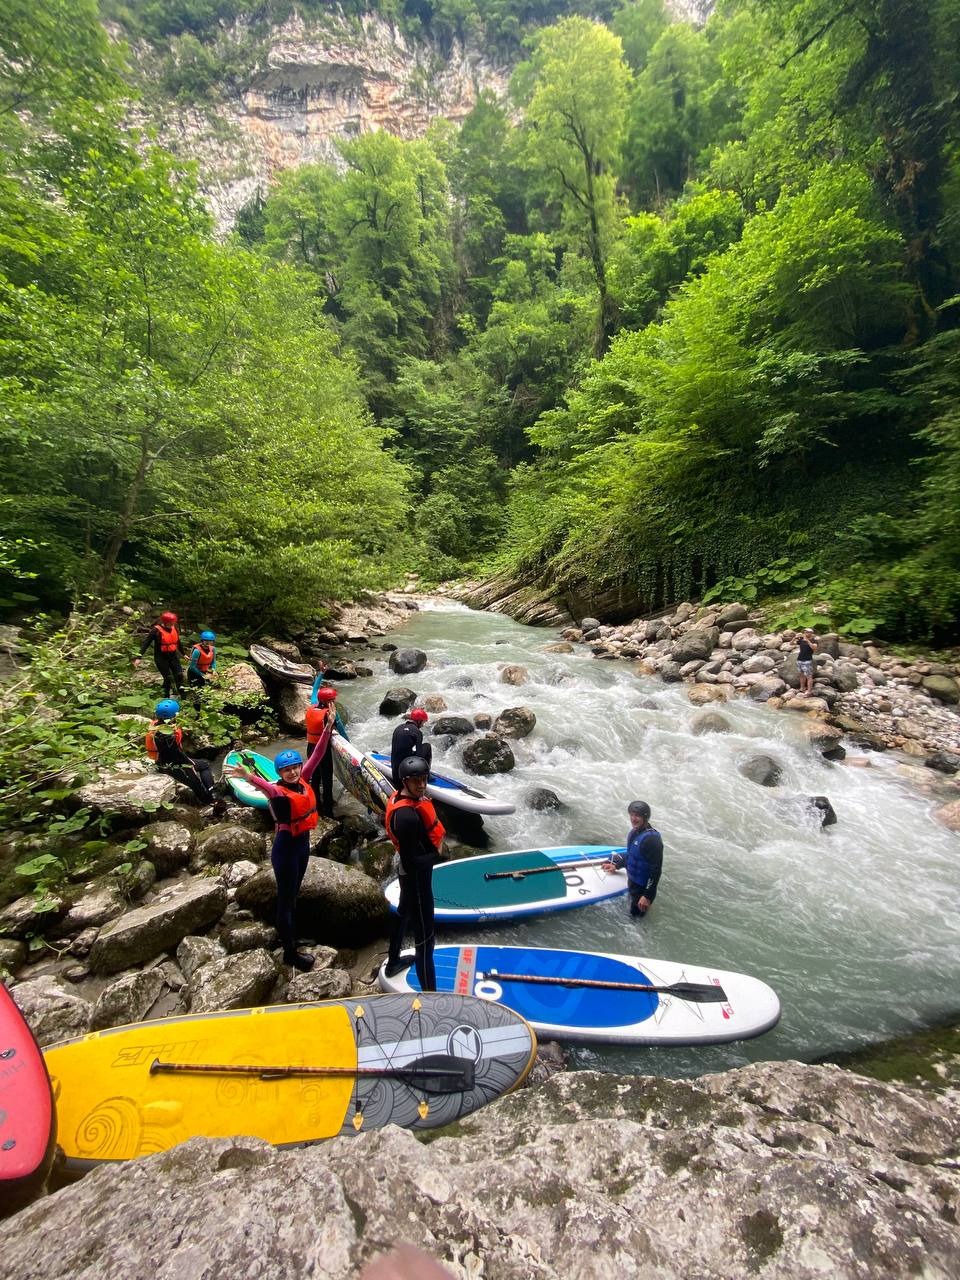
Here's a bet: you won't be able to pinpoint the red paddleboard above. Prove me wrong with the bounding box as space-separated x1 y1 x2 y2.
0 984 56 1215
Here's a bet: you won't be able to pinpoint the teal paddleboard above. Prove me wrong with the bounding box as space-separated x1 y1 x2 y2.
224 749 276 809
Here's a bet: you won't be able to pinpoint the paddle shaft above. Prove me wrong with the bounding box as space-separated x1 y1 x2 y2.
484 856 619 881
476 970 729 1003
150 1054 472 1086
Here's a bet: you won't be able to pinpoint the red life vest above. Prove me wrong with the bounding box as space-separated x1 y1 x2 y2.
157 623 179 654
145 721 182 762
385 793 445 853
271 780 318 837
304 703 329 748
192 643 215 672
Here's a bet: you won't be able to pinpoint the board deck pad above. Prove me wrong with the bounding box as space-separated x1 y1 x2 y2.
379 946 781 1046
436 851 565 908
223 749 276 808
44 994 535 1173
1 984 56 1210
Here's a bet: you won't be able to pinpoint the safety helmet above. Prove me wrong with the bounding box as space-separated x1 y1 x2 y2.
409 708 428 724
627 800 651 820
398 755 430 781
155 699 180 720
274 749 303 772
160 611 178 624
315 686 337 703
200 630 216 642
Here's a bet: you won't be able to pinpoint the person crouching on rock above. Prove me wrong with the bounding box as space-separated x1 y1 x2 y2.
146 699 226 816
224 729 332 973
188 630 217 688
383 756 444 990
602 800 663 919
304 685 338 819
390 707 431 789
134 610 186 698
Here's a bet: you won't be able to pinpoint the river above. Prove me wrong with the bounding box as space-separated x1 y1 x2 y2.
321 600 960 1078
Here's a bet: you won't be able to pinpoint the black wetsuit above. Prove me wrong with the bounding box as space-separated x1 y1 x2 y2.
386 802 438 991
139 626 185 698
390 722 432 789
151 726 216 805
610 826 664 918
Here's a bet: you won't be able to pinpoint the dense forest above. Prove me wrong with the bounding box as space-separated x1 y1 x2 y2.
2 0 960 641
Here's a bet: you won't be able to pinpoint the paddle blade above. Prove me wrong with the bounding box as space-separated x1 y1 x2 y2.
667 982 729 1003
402 1053 476 1094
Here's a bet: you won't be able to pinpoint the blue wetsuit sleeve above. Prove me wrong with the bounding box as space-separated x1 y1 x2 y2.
310 672 325 705
188 647 202 675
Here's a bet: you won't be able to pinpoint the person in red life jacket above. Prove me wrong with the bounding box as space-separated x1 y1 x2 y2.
187 630 217 688
304 685 338 819
389 707 431 789
602 800 664 919
146 699 226 815
224 728 333 972
134 611 186 698
383 756 445 989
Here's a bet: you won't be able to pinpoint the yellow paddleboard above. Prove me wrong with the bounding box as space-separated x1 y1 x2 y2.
45 994 537 1173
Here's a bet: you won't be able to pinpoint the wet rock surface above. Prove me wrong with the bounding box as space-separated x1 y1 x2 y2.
89 878 229 974
236 857 390 947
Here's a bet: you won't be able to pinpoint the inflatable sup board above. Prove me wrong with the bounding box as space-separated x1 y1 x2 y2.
44 994 536 1174
385 845 627 924
379 945 781 1046
0 984 56 1213
370 752 515 816
248 644 315 685
331 733 394 816
223 749 275 809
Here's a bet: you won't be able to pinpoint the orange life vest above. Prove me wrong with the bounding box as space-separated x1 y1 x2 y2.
157 623 179 654
192 642 215 672
271 780 318 837
385 793 445 853
145 721 182 762
304 703 330 748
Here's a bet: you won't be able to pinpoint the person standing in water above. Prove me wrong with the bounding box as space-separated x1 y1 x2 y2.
797 628 819 697
304 684 338 818
383 756 444 989
187 630 217 688
134 611 185 698
390 708 431 789
602 800 663 919
224 726 333 972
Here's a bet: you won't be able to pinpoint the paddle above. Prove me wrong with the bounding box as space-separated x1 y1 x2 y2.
237 750 272 783
149 1052 475 1094
484 856 618 881
475 969 729 1004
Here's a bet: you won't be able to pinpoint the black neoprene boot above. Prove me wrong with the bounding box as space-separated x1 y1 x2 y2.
284 951 315 972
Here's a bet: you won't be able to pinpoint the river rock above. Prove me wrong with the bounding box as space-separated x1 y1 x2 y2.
525 787 564 812
222 859 260 889
11 975 92 1046
748 675 788 701
691 711 733 735
90 968 166 1031
260 637 302 661
431 715 474 737
731 629 762 652
177 934 226 981
794 720 844 752
830 662 861 693
738 753 784 787
542 641 574 653
817 632 841 658
580 616 601 631
378 687 416 717
187 948 279 1013
717 602 749 624
658 660 682 682
360 839 395 881
462 734 516 775
925 750 960 774
89 878 228 974
810 795 838 827
421 694 447 712
644 619 671 641
0 938 27 972
923 674 960 704
74 765 177 827
493 706 536 739
138 820 195 876
687 684 725 705
276 682 311 732
279 966 352 1003
220 922 278 953
0 892 65 939
60 880 127 934
499 663 529 685
741 653 776 674
236 858 390 947
388 647 427 676
671 627 719 663
473 712 493 730
192 824 265 868
934 799 960 831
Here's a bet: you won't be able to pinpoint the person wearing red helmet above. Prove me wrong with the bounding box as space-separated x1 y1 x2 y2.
134 610 186 698
389 707 431 789
304 685 338 819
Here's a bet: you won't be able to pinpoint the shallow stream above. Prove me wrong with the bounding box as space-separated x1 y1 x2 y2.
312 601 960 1078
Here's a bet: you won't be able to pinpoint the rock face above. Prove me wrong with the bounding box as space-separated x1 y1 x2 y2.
88 879 229 974
4 1061 959 1278
74 765 177 826
236 857 390 946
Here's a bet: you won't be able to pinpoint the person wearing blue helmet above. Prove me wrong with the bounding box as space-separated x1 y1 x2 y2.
224 722 334 972
188 630 217 688
145 700 226 815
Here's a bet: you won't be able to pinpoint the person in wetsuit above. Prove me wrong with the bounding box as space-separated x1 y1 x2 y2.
383 756 445 989
146 699 226 815
304 685 337 818
389 708 431 789
188 631 217 688
602 800 663 919
134 611 186 698
224 730 332 972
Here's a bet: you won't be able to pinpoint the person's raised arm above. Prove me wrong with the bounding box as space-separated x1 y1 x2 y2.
301 714 333 782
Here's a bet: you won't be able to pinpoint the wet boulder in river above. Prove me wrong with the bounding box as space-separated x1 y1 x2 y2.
925 750 960 774
671 627 719 663
810 795 838 827
473 712 492 730
499 664 529 685
691 711 732 736
738 753 784 787
580 616 601 632
431 715 474 737
525 787 565 812
493 706 536 739
463 733 516 775
388 647 427 676
379 687 417 717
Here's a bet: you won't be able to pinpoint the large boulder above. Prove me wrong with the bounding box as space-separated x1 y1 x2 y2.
831 663 861 693
525 787 564 812
187 949 279 1014
91 968 166 1031
378 687 417 717
236 858 390 947
176 934 226 981
89 878 228 974
671 627 719 663
492 706 536 739
923 674 960 704
0 892 65 940
747 675 788 701
499 664 529 686
794 720 844 753
192 824 266 867
60 880 127 935
462 734 516 775
11 975 92 1046
691 711 733 736
388 648 427 676
74 764 177 827
276 682 311 732
431 715 474 738
279 966 352 1003
138 820 195 877
738 754 784 787
717 602 749 625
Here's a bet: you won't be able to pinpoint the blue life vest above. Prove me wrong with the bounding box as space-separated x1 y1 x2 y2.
624 827 660 886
